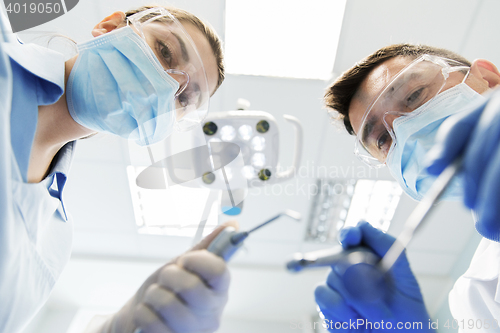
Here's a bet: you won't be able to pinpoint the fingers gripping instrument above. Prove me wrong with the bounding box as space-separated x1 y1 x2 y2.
287 246 386 302
207 209 302 261
133 210 301 333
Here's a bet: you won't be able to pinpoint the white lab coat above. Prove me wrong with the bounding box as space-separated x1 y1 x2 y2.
449 238 500 332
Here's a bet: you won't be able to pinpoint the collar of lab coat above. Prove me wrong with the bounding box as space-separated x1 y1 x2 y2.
463 237 500 280
2 10 67 182
2 42 65 98
1 9 73 220
43 141 75 220
1 0 65 101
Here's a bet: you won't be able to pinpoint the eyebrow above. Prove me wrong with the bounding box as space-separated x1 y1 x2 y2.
171 32 190 62
387 71 423 97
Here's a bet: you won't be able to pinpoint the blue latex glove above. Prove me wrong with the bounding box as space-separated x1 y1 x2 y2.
425 90 500 241
315 222 434 332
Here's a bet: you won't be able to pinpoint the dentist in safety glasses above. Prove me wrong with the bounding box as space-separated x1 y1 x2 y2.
0 4 234 333
317 44 500 332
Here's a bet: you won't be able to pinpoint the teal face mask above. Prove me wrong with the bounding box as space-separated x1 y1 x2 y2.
386 83 485 201
66 26 180 146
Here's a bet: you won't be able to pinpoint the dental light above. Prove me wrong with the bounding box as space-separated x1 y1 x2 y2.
126 104 303 239
202 111 302 183
198 110 303 215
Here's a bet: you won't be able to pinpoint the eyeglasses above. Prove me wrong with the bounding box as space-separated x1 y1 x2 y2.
127 7 211 132
354 54 470 168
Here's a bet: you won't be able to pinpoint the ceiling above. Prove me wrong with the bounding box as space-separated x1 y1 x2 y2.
16 0 499 332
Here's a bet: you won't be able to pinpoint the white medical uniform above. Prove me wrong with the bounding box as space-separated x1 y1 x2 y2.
0 7 75 333
449 238 500 332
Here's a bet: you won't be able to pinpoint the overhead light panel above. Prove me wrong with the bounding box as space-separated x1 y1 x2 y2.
126 166 219 237
306 179 403 242
225 0 347 79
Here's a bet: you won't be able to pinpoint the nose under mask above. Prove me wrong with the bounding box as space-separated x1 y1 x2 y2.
66 26 180 146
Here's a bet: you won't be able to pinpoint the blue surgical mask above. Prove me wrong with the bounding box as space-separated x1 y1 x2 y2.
386 83 485 201
66 26 180 146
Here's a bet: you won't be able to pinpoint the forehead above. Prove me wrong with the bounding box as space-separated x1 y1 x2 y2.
349 56 414 134
180 22 218 96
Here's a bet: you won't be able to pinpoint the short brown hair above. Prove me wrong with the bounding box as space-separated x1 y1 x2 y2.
324 43 471 135
125 5 225 95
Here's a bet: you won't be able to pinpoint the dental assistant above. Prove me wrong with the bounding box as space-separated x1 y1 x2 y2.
316 43 500 332
0 4 235 333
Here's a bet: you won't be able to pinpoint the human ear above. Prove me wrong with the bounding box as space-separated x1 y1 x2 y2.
470 59 500 89
91 11 126 37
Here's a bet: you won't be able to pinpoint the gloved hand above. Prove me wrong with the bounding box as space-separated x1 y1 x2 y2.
315 222 433 332
96 221 238 333
425 90 500 241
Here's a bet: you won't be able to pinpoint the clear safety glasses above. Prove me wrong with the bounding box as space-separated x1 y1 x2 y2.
127 7 211 131
354 54 470 168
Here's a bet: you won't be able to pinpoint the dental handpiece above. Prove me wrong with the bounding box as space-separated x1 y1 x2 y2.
133 210 302 333
287 245 386 301
286 246 379 272
207 209 302 261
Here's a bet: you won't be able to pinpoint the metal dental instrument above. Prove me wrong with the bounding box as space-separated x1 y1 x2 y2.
208 209 302 261
287 246 379 273
286 158 461 273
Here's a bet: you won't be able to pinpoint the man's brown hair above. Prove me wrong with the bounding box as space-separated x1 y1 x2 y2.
324 43 471 135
